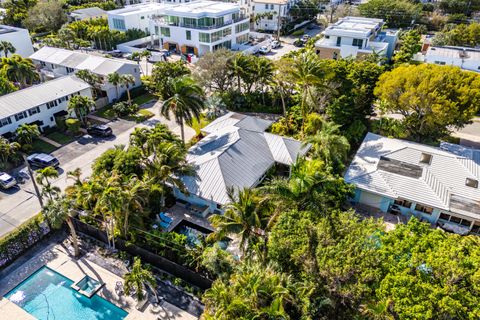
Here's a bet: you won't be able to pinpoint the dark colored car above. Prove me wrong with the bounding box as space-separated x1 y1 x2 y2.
27 153 60 168
87 124 113 137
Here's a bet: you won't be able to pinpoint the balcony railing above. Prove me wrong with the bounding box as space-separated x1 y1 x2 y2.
153 15 248 30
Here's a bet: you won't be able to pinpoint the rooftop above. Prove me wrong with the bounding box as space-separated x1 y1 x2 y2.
163 1 240 17
183 120 309 205
0 25 27 35
0 76 90 119
426 46 480 61
345 133 480 219
202 112 273 134
251 0 288 4
30 46 138 76
107 3 173 16
323 16 384 38
70 7 106 17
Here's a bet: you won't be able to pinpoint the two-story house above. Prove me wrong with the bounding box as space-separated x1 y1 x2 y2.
251 0 291 32
315 16 398 60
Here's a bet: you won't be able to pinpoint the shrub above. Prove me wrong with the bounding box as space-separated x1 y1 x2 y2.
119 86 146 101
65 118 81 134
113 102 139 117
55 116 67 132
291 28 305 36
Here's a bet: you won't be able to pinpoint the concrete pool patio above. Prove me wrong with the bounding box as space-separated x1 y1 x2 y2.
0 240 197 320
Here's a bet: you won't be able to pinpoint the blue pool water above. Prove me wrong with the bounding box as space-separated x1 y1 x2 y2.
5 266 128 320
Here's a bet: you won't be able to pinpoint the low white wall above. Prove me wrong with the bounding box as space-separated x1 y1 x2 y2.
116 36 150 53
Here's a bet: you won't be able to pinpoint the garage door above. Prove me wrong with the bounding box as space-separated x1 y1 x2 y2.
359 192 383 209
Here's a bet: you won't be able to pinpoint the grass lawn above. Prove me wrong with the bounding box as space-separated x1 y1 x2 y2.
132 93 156 106
94 105 116 120
31 139 57 154
45 132 75 145
125 109 155 123
190 115 211 135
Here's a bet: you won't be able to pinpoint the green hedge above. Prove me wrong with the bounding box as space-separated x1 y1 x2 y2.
0 214 50 270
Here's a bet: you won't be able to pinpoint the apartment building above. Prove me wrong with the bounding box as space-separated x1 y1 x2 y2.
30 47 141 103
0 25 34 58
0 76 92 136
315 16 398 60
414 46 480 73
149 0 250 56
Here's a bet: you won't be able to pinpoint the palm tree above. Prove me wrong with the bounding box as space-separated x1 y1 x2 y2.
36 166 60 201
0 137 20 168
67 95 95 126
256 57 275 105
0 41 16 57
304 120 350 171
43 196 81 257
107 72 121 102
124 257 157 301
121 176 148 237
15 123 40 146
160 76 205 142
120 74 136 105
0 54 39 88
76 69 101 99
227 53 248 92
142 51 152 75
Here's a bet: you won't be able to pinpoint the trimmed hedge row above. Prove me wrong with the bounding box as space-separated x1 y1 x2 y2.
0 214 50 270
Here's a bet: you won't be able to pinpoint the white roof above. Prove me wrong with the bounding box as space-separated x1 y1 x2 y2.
0 76 90 119
163 0 240 17
426 46 480 61
345 133 480 219
183 125 309 205
70 7 106 18
323 16 384 38
30 47 137 76
107 3 173 16
202 112 272 134
0 24 27 36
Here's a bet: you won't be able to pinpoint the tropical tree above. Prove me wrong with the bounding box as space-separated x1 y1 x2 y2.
0 54 39 88
107 72 121 101
120 175 148 236
150 60 190 99
120 74 136 105
67 95 95 126
0 137 20 168
124 257 157 301
76 69 101 99
227 53 248 92
36 166 60 201
0 75 17 95
43 196 81 257
160 76 205 142
0 41 16 57
15 123 40 146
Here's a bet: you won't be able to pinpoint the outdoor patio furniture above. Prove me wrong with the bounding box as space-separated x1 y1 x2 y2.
159 220 170 230
159 212 173 223
115 281 124 295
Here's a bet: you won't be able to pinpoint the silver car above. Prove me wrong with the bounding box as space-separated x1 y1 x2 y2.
0 172 17 189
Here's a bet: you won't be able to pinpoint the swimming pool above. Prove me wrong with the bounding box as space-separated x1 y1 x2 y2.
4 266 128 320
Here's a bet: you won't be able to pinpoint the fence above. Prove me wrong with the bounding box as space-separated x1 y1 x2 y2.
0 214 50 270
72 219 213 290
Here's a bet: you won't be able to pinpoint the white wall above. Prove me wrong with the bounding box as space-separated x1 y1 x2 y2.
0 27 34 58
0 87 93 136
253 3 287 31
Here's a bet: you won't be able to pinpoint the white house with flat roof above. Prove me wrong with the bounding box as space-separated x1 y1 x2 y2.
414 46 480 73
315 16 398 60
108 3 173 33
0 76 92 136
0 25 34 58
30 46 141 103
149 0 250 56
346 132 480 235
251 0 293 32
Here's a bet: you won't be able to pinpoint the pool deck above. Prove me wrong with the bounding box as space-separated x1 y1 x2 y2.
0 242 197 320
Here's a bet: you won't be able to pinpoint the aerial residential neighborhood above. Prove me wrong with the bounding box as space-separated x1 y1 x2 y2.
2 0 480 318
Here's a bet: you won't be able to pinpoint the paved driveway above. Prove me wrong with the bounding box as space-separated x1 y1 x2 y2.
0 102 195 237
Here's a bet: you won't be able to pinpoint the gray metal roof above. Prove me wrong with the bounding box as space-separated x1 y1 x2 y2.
30 46 138 76
183 126 309 205
202 112 273 134
0 76 90 119
345 133 480 218
70 7 106 18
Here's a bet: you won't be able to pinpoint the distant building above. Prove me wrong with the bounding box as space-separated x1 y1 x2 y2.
0 76 92 136
107 3 172 34
251 0 292 32
414 46 480 73
314 16 398 60
69 7 107 21
346 132 480 235
0 25 34 58
30 46 141 103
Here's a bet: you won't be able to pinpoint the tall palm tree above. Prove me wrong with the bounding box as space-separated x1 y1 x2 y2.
120 74 136 105
67 95 95 126
36 166 60 201
0 41 16 57
124 257 157 301
121 175 148 237
256 57 275 105
0 54 39 88
304 120 350 171
15 123 40 146
160 76 205 142
76 69 101 99
0 137 20 168
107 72 121 101
227 53 248 92
44 196 81 257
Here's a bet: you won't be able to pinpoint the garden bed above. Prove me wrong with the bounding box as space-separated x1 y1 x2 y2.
45 132 75 145
31 139 58 154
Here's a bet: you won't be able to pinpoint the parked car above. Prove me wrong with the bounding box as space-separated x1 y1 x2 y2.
107 50 123 57
271 40 280 49
259 45 271 54
0 172 17 189
27 153 60 168
87 124 113 137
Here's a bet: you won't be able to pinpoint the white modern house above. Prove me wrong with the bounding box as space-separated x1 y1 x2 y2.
345 132 480 235
251 0 292 32
0 25 34 58
148 0 250 56
107 3 172 33
0 76 92 136
173 112 310 214
30 46 141 103
414 46 480 73
315 16 398 60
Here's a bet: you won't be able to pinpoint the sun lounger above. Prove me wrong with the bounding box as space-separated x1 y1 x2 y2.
159 220 170 230
159 212 173 223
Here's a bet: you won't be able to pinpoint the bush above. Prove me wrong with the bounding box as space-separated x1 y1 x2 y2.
291 28 305 36
113 102 139 117
55 116 67 132
119 86 146 101
65 118 81 134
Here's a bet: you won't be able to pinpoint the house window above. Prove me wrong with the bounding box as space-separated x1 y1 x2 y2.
415 204 433 214
223 27 232 37
270 4 274 9
236 33 248 44
352 38 363 48
14 111 28 121
434 61 446 65
449 216 461 224
199 32 211 43
141 16 145 20
439 213 451 221
336 36 341 46
155 26 159 35
66 67 75 74
0 117 12 128
160 27 171 37
265 4 268 8
235 22 249 33
186 30 191 40
28 106 41 116
112 18 126 30
325 35 330 39
471 222 480 234
394 199 412 208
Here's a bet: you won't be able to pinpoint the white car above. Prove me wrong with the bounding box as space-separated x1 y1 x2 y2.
0 172 17 189
271 40 280 49
259 45 271 54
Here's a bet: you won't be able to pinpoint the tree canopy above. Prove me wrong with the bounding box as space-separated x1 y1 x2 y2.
358 0 422 28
